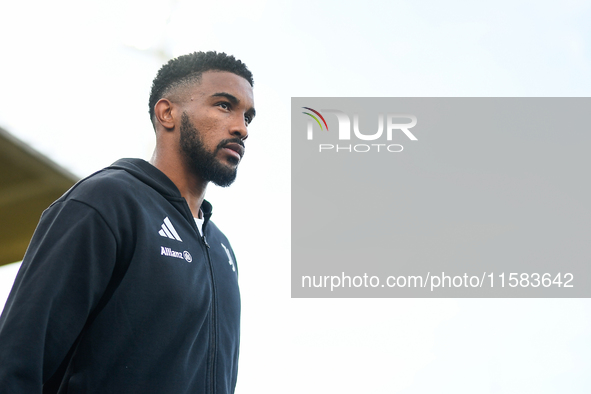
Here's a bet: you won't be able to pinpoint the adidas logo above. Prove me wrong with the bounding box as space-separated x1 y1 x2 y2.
158 217 182 242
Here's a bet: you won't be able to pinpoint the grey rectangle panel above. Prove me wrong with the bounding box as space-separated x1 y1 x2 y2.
292 98 591 297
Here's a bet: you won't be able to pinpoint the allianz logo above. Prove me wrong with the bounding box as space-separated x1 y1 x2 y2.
161 246 193 263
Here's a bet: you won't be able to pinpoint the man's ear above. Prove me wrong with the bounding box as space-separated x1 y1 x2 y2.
154 98 175 131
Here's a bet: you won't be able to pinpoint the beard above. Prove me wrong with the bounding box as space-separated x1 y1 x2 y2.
179 112 243 187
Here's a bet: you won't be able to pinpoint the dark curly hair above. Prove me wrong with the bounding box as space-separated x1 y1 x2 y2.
148 51 254 127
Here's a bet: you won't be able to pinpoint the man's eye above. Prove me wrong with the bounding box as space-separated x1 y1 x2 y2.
245 115 253 125
219 102 230 110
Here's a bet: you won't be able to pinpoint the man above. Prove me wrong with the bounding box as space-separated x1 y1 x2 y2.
0 51 255 393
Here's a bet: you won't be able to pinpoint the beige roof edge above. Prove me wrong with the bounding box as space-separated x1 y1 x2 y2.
0 125 80 183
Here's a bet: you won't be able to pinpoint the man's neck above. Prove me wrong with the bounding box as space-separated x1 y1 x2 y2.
150 152 207 218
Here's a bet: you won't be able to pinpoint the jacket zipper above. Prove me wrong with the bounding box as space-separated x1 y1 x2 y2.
202 233 217 394
181 201 217 394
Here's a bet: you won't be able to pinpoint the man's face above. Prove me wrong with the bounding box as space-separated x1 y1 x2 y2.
178 71 255 187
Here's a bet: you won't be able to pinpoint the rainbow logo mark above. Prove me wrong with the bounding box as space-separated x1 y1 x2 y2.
302 107 329 131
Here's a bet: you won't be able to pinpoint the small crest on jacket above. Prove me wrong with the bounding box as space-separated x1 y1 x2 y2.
221 243 236 272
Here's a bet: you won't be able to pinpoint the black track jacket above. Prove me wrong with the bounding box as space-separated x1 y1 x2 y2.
0 158 241 393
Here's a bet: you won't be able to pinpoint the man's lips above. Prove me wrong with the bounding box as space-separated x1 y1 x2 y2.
222 142 245 159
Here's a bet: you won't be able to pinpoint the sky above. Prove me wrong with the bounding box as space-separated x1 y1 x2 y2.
1 0 590 392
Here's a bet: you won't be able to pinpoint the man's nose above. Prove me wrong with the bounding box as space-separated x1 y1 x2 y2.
230 115 248 141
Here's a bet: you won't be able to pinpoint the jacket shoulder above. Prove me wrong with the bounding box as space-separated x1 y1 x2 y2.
57 168 145 206
46 168 155 229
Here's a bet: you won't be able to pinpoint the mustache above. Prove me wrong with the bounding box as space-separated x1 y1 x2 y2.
217 138 245 150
